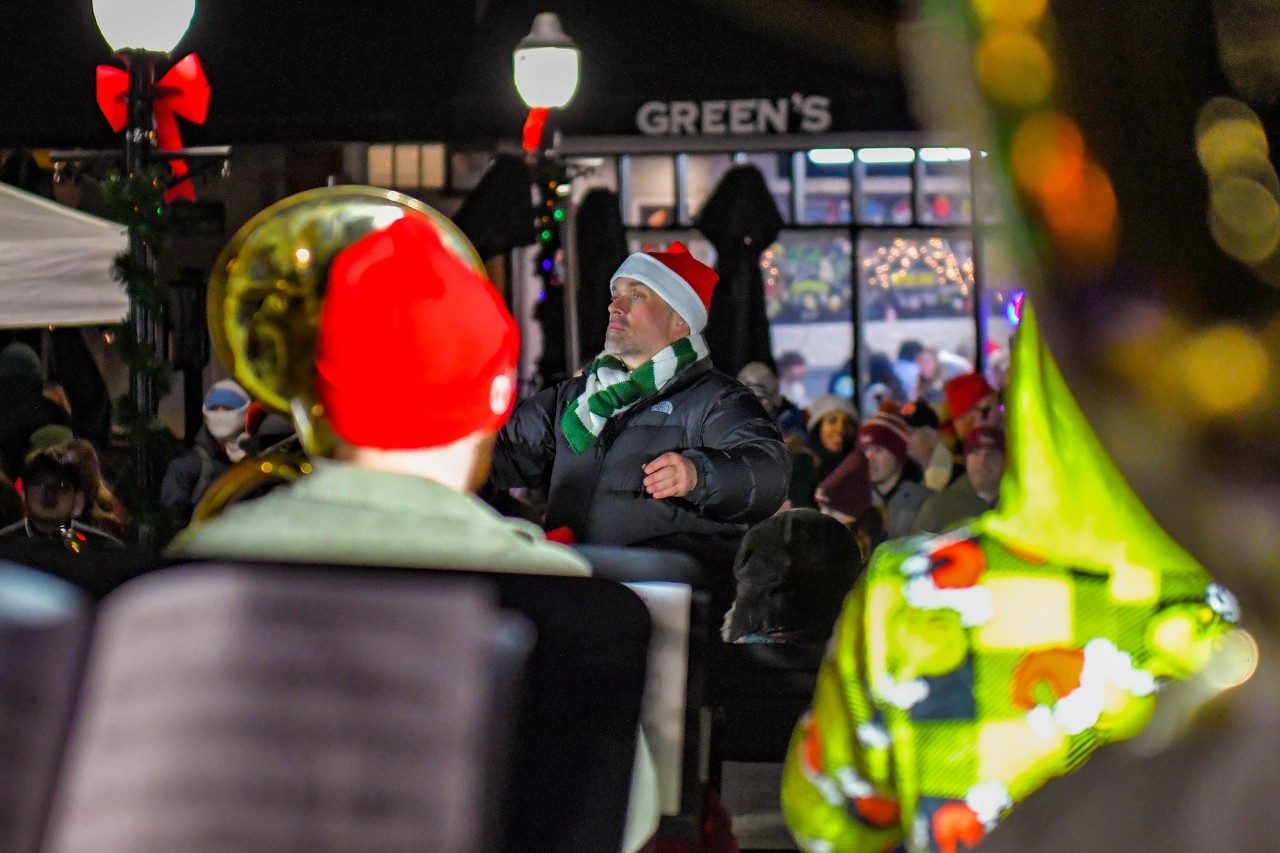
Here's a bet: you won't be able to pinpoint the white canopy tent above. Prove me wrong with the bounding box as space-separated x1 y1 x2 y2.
0 182 129 329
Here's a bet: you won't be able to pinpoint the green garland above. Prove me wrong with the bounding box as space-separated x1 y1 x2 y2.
102 167 180 537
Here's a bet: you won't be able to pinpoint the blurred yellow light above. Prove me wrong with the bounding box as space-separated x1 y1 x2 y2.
1208 176 1280 263
975 29 1054 110
972 0 1048 27
1011 112 1085 197
1199 120 1271 179
1179 323 1269 414
1202 629 1259 691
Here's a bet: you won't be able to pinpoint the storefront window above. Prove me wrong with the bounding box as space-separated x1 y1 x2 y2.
799 149 853 225
626 231 716 267
975 150 1004 224
681 154 734 223
764 231 853 406
621 155 676 227
733 152 793 222
566 156 618 205
856 230 976 412
855 148 915 225
916 147 972 225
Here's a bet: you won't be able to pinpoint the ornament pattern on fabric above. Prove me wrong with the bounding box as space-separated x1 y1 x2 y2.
780 530 1237 852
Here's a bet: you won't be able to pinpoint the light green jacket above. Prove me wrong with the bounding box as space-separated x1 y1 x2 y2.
168 462 590 576
168 462 661 852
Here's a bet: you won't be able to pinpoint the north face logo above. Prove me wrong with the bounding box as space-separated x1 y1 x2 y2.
649 401 674 414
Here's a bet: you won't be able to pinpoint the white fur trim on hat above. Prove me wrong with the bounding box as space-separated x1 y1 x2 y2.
611 252 708 333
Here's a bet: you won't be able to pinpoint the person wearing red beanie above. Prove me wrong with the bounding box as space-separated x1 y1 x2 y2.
490 241 791 614
855 412 929 538
168 214 588 578
943 372 1001 441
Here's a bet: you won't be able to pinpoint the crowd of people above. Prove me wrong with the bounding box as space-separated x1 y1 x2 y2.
1 198 1232 853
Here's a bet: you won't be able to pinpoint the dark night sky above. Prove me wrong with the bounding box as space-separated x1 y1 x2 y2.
0 0 911 147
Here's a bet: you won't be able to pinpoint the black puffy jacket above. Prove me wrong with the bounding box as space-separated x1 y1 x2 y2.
491 359 791 599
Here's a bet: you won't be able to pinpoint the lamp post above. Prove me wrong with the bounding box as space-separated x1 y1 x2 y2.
514 13 580 382
93 0 196 520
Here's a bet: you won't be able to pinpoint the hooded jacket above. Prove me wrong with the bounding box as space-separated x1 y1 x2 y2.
781 306 1239 852
491 358 790 603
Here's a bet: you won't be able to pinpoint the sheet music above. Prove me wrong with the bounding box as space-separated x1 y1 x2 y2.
625 581 692 817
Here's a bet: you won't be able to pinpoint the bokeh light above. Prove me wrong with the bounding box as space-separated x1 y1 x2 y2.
1010 112 1086 197
1178 323 1269 415
1208 176 1280 263
1201 629 1259 691
975 28 1054 110
972 0 1049 28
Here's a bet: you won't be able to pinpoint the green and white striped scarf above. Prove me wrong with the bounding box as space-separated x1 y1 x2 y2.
562 334 709 453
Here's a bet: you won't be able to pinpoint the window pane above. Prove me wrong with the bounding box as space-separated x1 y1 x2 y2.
764 231 853 407
393 144 420 188
625 231 716 267
799 149 853 225
975 150 1004 224
855 148 915 225
567 156 618 205
916 147 972 225
622 155 676 227
682 154 733 223
857 231 976 412
367 144 394 187
420 144 447 190
733 152 792 222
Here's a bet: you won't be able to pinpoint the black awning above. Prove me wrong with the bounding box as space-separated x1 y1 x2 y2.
0 0 913 148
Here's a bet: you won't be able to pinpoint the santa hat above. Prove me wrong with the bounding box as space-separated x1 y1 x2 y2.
944 373 995 420
856 412 910 462
610 241 717 332
315 216 519 449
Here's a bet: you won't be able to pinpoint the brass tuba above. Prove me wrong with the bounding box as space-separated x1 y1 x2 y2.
191 185 487 523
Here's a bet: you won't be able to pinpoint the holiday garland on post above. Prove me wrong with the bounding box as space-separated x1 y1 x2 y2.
102 166 179 535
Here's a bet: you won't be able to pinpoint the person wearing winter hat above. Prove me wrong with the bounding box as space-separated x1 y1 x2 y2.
856 412 929 538
787 394 859 508
814 451 885 562
159 378 252 531
168 215 587 577
943 371 1001 441
902 399 961 491
912 425 1006 534
491 240 790 612
723 508 862 643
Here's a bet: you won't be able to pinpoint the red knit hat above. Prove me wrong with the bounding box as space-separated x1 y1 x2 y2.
944 373 995 420
315 216 519 449
816 451 873 519
611 241 717 332
856 412 910 462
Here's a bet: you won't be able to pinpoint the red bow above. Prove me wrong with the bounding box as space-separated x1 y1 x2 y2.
96 53 210 203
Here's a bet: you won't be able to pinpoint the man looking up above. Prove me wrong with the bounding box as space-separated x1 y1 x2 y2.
490 242 790 610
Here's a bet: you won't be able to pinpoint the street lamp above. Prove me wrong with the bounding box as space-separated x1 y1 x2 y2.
513 13 580 383
513 12 581 110
92 0 197 525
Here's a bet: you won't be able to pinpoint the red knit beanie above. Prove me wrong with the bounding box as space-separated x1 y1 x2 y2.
315 216 519 449
856 412 910 462
944 373 995 420
816 451 873 519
